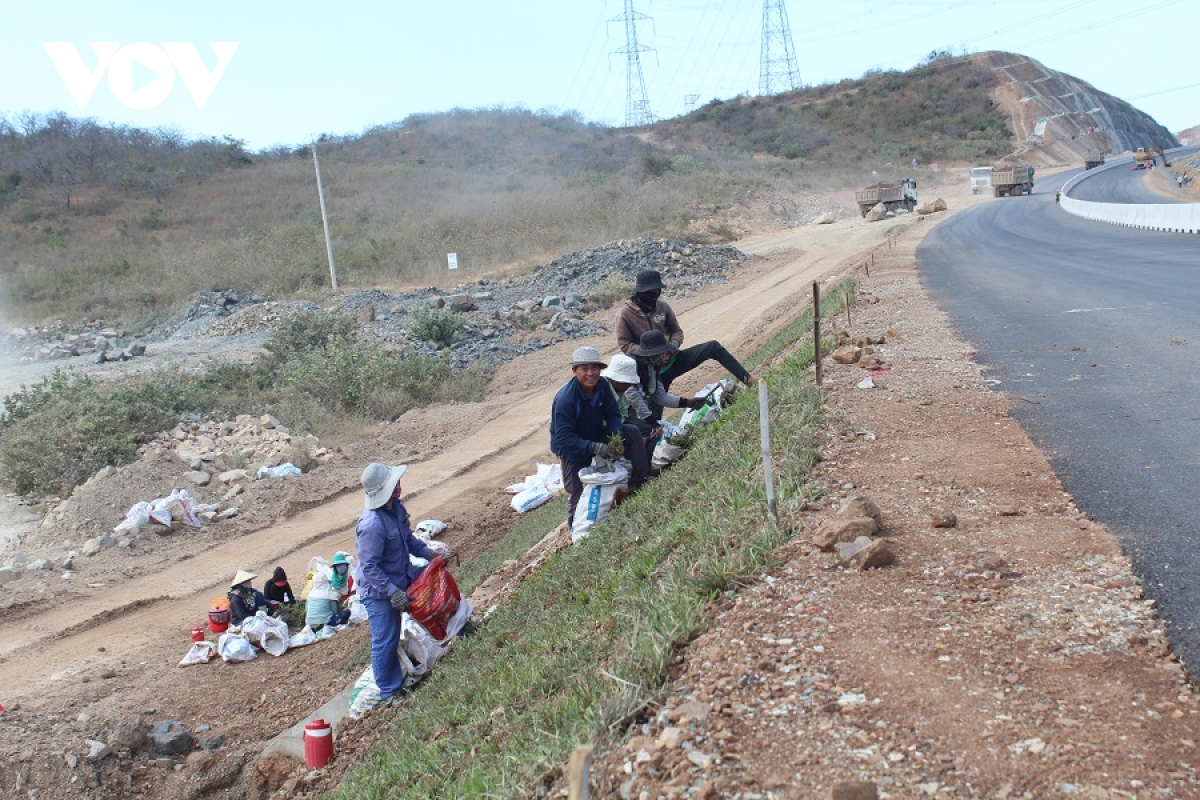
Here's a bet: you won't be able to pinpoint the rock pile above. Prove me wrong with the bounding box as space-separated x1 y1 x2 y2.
3 319 148 364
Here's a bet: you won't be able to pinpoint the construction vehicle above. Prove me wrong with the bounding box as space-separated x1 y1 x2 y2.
1084 154 1105 170
970 166 992 194
855 178 918 217
1132 146 1170 167
989 165 1036 197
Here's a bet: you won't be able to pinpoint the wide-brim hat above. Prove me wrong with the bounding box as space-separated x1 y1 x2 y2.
634 329 672 358
231 569 257 587
362 462 408 510
634 269 664 293
570 346 607 369
601 354 639 384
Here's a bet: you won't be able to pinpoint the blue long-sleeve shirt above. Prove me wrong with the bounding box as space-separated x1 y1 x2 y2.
550 376 622 465
354 500 436 600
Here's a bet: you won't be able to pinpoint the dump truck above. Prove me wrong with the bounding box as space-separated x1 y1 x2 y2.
989 165 1035 197
1084 154 1105 170
970 166 993 194
855 178 918 217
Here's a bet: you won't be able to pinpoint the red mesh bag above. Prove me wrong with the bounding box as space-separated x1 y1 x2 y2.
406 556 461 641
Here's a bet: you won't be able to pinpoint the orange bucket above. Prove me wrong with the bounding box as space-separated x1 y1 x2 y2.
208 597 231 633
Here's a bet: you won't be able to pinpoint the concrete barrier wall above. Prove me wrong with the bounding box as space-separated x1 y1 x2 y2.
1060 168 1200 234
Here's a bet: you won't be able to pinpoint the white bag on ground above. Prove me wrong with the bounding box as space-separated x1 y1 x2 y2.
241 612 269 644
217 631 257 663
570 458 630 542
114 501 152 535
509 462 564 512
414 519 447 538
678 384 724 429
259 617 289 657
288 625 317 648
347 666 382 719
652 439 689 469
398 597 475 678
178 641 217 666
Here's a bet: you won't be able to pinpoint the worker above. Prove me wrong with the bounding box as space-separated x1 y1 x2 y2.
355 463 438 706
550 347 649 528
616 269 755 399
228 570 271 625
262 566 295 608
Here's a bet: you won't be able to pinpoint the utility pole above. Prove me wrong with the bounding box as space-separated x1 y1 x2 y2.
759 0 801 96
310 141 338 293
611 0 655 128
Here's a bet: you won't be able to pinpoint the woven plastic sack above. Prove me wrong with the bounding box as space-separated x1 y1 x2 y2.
178 641 217 667
406 556 462 641
217 631 257 663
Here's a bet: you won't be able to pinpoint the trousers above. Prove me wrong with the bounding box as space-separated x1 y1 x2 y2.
364 596 405 698
561 424 649 528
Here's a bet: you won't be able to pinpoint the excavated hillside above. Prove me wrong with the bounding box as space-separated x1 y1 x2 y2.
974 50 1179 165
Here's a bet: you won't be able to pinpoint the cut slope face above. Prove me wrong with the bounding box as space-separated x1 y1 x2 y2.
974 50 1179 164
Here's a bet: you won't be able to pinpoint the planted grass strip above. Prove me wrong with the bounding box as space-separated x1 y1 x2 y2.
331 281 856 797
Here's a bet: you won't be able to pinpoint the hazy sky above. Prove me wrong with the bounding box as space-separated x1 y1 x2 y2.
2 0 1196 150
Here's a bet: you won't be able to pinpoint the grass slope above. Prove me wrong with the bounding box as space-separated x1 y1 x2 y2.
326 282 853 798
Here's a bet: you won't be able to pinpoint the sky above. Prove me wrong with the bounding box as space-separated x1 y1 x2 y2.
2 0 1197 151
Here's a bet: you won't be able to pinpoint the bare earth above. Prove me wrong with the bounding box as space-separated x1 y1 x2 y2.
2 178 1197 799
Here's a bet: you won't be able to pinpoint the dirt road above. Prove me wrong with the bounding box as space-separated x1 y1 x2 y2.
0 212 898 703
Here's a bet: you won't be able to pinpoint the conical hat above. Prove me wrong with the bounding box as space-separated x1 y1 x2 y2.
231 569 257 587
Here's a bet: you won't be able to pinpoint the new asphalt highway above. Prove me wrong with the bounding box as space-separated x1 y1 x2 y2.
918 159 1200 669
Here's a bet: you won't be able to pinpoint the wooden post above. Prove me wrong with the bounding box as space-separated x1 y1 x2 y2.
813 281 822 387
868 251 873 275
567 745 594 800
758 381 777 523
311 142 338 292
843 291 852 329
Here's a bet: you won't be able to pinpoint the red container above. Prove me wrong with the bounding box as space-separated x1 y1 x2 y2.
303 718 334 768
191 624 205 643
208 605 230 633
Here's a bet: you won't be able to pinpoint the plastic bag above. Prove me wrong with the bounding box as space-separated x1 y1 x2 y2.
508 462 564 511
347 598 368 625
414 520 447 538
423 539 452 559
114 501 152 535
399 597 474 680
178 641 217 667
679 390 722 429
347 666 381 719
257 462 302 479
217 631 257 663
241 612 269 643
260 626 288 657
407 556 462 641
288 625 317 648
570 459 630 541
652 439 689 469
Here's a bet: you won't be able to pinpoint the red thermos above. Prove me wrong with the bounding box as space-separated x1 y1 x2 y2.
303 718 334 768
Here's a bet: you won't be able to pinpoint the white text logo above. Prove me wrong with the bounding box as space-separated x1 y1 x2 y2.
43 42 239 110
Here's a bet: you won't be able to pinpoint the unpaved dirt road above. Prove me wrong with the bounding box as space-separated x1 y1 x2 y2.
0 211 899 703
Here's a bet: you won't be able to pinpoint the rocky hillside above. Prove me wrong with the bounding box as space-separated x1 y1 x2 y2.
1177 125 1199 146
974 51 1179 165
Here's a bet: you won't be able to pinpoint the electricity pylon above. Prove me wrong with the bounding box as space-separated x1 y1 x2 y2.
759 0 801 96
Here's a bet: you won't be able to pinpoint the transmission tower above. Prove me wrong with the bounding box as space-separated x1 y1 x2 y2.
611 0 655 127
759 0 801 96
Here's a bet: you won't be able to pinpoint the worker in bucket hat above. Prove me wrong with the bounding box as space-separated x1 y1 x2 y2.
550 347 648 529
354 463 438 705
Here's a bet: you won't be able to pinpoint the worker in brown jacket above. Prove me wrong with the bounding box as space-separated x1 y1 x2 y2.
616 269 754 404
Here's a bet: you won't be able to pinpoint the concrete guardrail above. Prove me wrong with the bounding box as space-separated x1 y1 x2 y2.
1060 160 1200 235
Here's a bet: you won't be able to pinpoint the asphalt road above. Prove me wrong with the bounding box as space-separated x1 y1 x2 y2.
917 168 1200 670
1066 149 1194 204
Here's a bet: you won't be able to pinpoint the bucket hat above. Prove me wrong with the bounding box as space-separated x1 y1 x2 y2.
634 330 672 358
231 569 257 588
331 551 351 566
570 346 607 369
600 354 639 384
362 462 408 510
634 269 664 292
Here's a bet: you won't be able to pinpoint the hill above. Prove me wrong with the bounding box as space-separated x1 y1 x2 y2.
0 51 1179 328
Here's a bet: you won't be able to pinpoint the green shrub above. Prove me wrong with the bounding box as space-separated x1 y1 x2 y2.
408 304 461 345
261 310 358 371
587 273 633 309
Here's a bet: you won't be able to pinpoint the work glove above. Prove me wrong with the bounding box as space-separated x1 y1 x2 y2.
592 441 615 459
389 590 411 613
684 396 707 410
668 340 680 355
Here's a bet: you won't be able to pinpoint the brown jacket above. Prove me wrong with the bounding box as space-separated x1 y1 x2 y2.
616 298 684 355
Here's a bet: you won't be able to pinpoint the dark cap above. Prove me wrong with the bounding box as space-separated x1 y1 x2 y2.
633 269 664 293
634 329 672 358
